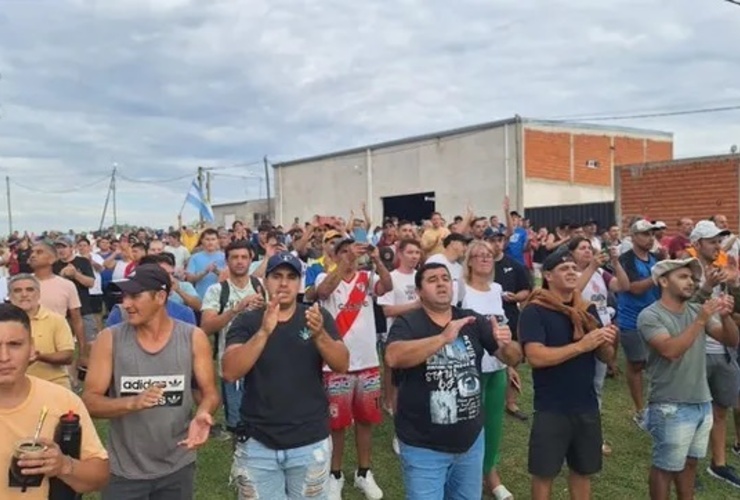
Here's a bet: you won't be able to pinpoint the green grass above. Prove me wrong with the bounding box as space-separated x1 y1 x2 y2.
88 356 740 499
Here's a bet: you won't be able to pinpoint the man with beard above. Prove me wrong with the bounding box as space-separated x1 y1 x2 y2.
519 252 618 500
686 220 740 488
201 240 266 435
617 220 661 430
638 258 738 498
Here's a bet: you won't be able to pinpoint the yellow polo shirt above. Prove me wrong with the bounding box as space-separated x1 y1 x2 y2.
26 307 75 389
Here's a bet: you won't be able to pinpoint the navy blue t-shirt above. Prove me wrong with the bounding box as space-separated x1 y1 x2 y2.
518 303 602 414
616 250 659 331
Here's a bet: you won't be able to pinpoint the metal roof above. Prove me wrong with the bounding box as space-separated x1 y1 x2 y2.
273 116 674 168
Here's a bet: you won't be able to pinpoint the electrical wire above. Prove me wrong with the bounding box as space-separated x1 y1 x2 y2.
211 172 263 180
549 104 740 122
204 160 263 171
725 0 740 6
117 173 194 184
10 175 110 194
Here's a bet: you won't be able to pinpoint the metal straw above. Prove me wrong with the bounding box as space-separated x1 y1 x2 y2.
32 406 48 446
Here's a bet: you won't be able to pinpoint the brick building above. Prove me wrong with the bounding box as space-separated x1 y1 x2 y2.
273 116 673 227
616 154 740 234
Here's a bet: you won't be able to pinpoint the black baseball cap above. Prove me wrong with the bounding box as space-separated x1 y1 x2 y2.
265 252 303 276
110 264 171 294
542 248 575 272
443 233 472 247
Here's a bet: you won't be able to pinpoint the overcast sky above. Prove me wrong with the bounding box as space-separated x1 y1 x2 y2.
1 0 739 232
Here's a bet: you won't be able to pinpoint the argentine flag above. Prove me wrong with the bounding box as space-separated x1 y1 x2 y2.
186 179 214 222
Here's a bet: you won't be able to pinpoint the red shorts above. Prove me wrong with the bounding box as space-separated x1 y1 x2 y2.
324 367 383 431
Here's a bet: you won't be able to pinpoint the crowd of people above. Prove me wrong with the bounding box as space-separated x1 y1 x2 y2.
1 203 740 500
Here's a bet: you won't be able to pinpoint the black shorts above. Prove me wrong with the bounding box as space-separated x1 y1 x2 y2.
528 411 602 478
89 295 104 314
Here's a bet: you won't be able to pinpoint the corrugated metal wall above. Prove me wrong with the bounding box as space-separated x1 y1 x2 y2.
525 201 615 231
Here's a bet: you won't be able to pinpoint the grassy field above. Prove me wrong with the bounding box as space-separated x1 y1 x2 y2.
88 356 740 499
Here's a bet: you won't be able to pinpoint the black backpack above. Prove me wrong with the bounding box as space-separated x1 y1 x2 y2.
211 276 267 360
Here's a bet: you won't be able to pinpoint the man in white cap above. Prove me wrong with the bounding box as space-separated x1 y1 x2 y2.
638 257 738 499
686 220 740 488
616 219 661 429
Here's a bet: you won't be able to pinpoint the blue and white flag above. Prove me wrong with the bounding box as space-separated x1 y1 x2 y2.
185 179 214 222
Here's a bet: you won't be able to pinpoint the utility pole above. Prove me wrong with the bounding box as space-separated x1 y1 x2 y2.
5 176 12 235
206 171 212 203
197 166 205 225
112 164 118 236
99 169 114 232
263 156 272 222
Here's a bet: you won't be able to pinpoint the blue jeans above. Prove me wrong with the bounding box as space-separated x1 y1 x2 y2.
231 437 331 500
646 402 713 472
222 380 244 431
399 431 484 500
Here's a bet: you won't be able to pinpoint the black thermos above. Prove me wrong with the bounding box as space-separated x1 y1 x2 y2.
48 411 82 500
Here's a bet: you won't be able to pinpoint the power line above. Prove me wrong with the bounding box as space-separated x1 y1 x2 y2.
117 173 194 184
10 175 110 194
549 104 740 122
204 160 263 172
725 0 740 6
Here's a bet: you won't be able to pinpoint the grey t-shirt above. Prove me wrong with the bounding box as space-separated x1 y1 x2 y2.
638 301 718 404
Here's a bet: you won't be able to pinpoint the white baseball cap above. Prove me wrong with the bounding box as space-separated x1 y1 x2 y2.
690 220 730 243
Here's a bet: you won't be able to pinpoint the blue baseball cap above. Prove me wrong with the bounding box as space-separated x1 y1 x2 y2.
265 252 303 276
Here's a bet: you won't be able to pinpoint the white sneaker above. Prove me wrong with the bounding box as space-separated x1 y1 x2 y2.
493 484 514 500
392 436 400 455
354 470 383 499
328 473 344 500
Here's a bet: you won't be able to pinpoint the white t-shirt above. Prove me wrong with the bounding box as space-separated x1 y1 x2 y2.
425 253 464 305
579 269 612 327
202 278 260 375
111 260 128 282
89 253 105 296
0 276 7 303
377 269 417 333
316 270 379 371
165 245 191 271
461 283 506 373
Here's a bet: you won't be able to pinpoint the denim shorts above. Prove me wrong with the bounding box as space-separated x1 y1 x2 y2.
647 402 713 472
231 437 331 500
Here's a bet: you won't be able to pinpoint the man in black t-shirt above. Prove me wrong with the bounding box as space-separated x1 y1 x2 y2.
386 262 522 500
52 237 95 374
518 252 618 500
487 227 532 421
222 252 349 499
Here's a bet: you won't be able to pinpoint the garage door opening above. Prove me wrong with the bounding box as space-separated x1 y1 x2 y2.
382 192 436 224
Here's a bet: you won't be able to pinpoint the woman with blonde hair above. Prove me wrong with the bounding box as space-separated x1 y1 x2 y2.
461 240 517 500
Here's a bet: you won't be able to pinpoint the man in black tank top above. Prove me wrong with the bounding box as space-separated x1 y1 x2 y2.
82 264 220 500
223 252 349 500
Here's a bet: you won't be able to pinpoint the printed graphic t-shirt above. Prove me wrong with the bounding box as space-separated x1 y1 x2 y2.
387 307 499 453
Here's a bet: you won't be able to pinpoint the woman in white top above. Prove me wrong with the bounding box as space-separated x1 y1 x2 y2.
568 237 630 455
461 240 516 500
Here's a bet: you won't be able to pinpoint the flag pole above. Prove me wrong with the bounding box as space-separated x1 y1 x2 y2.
177 177 194 228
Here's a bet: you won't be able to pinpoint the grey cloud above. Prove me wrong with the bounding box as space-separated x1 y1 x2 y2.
1 0 739 231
